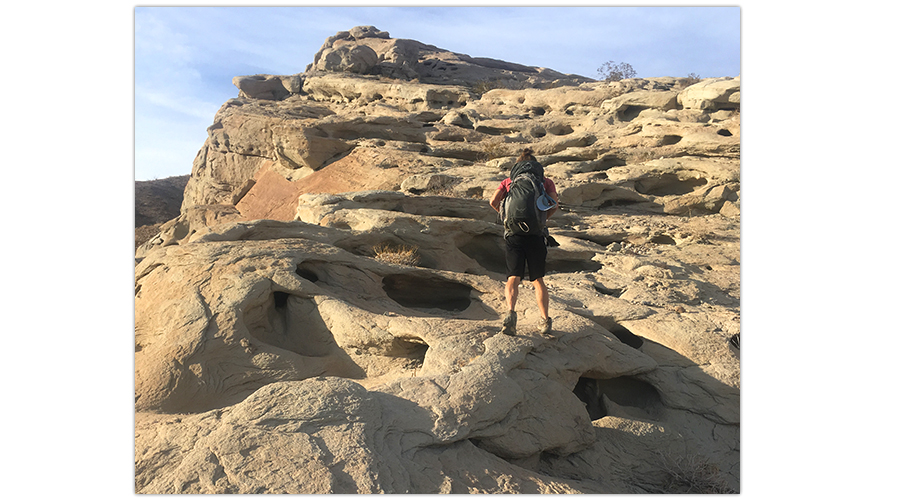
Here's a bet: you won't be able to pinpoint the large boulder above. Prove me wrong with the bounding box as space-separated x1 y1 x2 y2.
233 74 301 100
677 77 741 111
138 26 741 494
308 26 593 87
313 44 379 74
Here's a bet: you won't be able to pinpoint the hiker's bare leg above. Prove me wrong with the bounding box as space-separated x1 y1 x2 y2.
534 277 550 319
505 276 521 311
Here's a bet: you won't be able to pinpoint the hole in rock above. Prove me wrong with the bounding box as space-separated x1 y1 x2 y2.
607 323 644 349
717 129 733 137
660 135 682 145
295 264 320 283
634 174 707 196
474 125 506 136
650 234 677 245
274 291 289 308
597 155 626 170
530 106 546 116
320 220 353 231
593 283 625 298
428 148 481 162
332 129 391 141
385 337 429 364
548 259 603 274
383 274 473 312
548 124 574 135
247 292 343 358
546 154 588 163
414 111 442 123
599 198 642 209
618 105 648 122
171 221 190 241
573 376 661 420
458 234 507 274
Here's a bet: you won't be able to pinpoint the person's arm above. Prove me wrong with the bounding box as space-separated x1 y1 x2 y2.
489 187 505 212
544 178 559 218
546 191 559 219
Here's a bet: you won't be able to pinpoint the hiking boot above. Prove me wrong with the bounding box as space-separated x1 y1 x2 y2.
500 311 517 336
539 317 552 335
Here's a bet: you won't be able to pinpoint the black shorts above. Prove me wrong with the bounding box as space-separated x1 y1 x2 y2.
505 234 547 281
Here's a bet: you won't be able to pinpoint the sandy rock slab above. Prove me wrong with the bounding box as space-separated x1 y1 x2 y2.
135 378 615 494
135 210 738 492
137 25 741 492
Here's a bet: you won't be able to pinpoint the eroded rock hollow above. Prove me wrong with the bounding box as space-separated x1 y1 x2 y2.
135 26 740 494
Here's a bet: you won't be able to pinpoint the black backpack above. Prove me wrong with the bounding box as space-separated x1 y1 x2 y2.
500 160 548 237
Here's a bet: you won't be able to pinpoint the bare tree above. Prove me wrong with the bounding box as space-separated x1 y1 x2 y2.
596 61 636 82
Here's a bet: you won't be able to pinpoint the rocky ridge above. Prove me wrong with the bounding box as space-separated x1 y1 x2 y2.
135 26 740 493
134 175 189 247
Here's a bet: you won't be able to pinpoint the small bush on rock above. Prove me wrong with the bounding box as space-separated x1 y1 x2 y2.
676 73 702 89
648 452 736 494
477 137 512 162
472 79 506 96
373 243 421 267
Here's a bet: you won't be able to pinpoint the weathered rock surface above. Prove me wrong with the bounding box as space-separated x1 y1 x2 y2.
306 25 593 87
137 26 740 494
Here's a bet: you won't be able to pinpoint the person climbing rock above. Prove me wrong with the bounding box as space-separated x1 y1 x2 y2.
489 148 559 336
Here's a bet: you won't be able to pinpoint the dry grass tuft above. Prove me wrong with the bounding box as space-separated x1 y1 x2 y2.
477 137 513 163
649 452 736 494
373 243 421 267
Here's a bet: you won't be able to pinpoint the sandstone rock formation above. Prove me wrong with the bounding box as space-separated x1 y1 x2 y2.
136 27 740 494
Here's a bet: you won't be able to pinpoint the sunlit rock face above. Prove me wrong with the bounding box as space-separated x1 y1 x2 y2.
136 26 740 494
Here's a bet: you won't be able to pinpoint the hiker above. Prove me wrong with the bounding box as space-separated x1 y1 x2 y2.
489 148 559 336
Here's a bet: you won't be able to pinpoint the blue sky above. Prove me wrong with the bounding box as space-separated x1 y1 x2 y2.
134 5 740 180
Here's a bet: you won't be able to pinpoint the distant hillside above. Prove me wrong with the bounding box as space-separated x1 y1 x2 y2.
134 175 189 247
